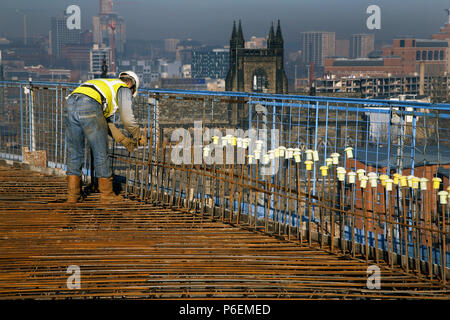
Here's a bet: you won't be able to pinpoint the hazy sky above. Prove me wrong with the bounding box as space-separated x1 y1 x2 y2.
0 0 449 45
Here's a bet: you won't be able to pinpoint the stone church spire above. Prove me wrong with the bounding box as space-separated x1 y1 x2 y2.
268 22 275 45
230 21 237 47
237 20 245 47
276 20 283 43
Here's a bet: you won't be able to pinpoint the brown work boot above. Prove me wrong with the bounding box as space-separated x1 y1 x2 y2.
66 175 82 203
98 177 123 203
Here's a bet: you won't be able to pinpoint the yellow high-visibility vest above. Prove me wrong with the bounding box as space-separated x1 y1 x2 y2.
69 78 129 118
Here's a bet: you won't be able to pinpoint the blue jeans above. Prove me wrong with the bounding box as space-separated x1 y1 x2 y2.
65 94 111 178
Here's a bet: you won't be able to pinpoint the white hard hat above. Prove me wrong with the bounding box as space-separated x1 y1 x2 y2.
119 70 140 97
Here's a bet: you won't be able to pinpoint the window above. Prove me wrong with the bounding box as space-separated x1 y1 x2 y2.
440 50 444 60
422 51 427 60
252 69 268 93
434 50 439 60
400 39 405 48
428 51 433 60
416 51 421 60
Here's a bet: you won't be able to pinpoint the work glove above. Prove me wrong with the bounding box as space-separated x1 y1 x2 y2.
108 122 137 153
136 127 148 147
121 137 137 153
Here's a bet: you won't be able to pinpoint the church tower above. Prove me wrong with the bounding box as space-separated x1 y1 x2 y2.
225 20 288 94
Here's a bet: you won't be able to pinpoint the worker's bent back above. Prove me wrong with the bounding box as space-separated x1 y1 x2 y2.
69 79 128 118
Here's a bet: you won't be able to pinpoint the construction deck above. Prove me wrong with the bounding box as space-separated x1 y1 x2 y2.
0 164 448 300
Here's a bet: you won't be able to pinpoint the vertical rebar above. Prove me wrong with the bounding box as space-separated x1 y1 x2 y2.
307 169 312 246
362 187 368 262
441 203 446 285
350 183 356 258
402 185 409 273
296 161 302 242
372 186 378 263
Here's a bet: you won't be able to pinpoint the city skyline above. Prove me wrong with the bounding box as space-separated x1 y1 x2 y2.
0 0 449 46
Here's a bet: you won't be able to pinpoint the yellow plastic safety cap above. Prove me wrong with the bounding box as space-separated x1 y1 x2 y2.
305 160 313 171
432 177 442 190
320 166 328 177
344 147 353 159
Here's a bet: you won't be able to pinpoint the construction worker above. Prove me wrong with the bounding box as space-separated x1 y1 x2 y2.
64 71 146 203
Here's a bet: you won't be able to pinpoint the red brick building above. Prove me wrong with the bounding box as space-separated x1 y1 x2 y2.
325 38 448 78
342 145 450 239
325 14 450 78
382 38 448 76
432 17 450 42
324 56 404 78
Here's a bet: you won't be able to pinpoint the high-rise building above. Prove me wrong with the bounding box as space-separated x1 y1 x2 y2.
0 50 3 81
335 39 350 57
89 44 111 77
350 34 375 58
51 15 82 58
99 0 113 15
300 31 335 67
191 48 229 79
93 14 126 54
164 39 180 52
92 0 126 58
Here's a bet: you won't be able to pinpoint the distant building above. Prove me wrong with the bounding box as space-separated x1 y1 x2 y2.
324 56 403 78
51 15 82 58
225 20 288 94
0 50 3 81
245 36 267 49
159 78 207 90
335 39 350 58
206 79 225 91
347 144 450 233
300 31 335 67
118 59 159 87
164 39 180 52
350 34 375 59
92 0 126 58
382 38 448 75
99 0 113 15
0 38 11 46
182 64 191 78
314 74 450 99
5 65 71 82
89 44 111 78
432 9 450 42
61 44 91 71
159 59 182 78
325 38 448 78
191 48 229 79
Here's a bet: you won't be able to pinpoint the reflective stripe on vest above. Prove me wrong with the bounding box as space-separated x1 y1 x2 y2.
68 79 129 118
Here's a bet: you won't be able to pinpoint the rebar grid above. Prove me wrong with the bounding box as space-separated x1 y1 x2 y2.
0 164 448 299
